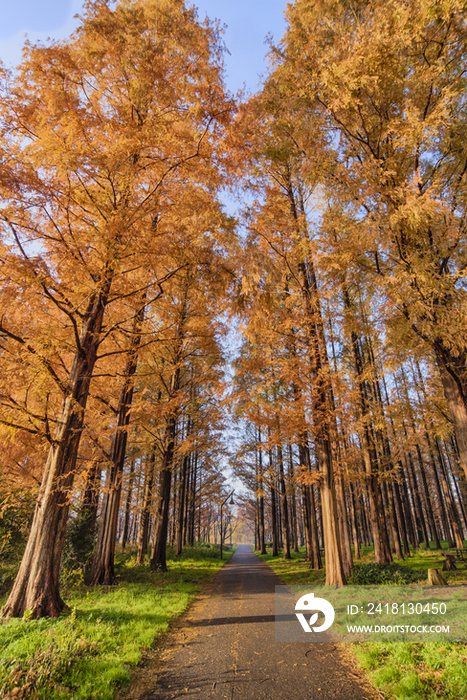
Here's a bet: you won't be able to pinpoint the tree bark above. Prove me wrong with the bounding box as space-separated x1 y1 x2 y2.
349 482 361 559
136 449 156 565
119 458 136 550
80 459 102 532
277 442 291 559
415 444 441 549
436 440 464 549
88 303 145 585
270 480 279 557
288 445 299 552
149 417 176 572
176 453 189 556
3 284 111 618
435 347 467 484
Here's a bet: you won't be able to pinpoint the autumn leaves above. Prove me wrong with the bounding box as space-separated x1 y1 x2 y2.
0 0 233 617
2 0 467 617
232 0 467 583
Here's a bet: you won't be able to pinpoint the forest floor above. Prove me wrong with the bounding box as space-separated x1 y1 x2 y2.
0 544 234 700
259 542 467 700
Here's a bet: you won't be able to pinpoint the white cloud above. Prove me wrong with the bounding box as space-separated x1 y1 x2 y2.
0 0 83 69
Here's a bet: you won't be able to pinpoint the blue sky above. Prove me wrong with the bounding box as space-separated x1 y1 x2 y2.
0 0 288 94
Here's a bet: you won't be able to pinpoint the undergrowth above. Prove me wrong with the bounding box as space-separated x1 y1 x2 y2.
348 562 427 585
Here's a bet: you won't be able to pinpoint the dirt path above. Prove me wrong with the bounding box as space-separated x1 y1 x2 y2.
135 545 378 700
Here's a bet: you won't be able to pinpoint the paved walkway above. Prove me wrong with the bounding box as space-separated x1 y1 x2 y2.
144 545 376 700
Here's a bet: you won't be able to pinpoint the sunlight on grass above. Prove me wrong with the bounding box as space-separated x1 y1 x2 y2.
0 543 234 699
255 542 467 699
354 641 467 700
255 546 326 585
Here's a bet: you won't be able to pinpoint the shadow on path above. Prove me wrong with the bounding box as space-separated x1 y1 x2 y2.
141 545 378 700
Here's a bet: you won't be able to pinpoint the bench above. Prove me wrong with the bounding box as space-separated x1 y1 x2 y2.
432 553 467 571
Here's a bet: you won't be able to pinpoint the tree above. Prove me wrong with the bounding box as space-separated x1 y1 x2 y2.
232 92 347 583
1 0 231 618
280 0 467 482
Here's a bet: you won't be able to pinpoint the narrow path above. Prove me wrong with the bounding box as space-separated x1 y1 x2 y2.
143 545 376 699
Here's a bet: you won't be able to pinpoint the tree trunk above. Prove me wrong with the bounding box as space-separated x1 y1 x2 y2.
80 459 102 532
383 479 404 559
136 449 156 565
435 347 467 484
3 285 111 618
176 454 189 556
428 568 448 585
436 440 464 549
444 442 467 536
335 473 353 576
415 444 441 549
393 479 411 556
278 442 291 559
149 438 174 571
349 482 361 559
406 450 430 548
150 347 184 570
270 481 279 557
300 442 322 569
288 445 299 552
189 452 197 546
426 436 455 547
88 303 145 585
119 458 135 550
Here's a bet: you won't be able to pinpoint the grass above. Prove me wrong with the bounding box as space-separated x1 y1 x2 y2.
255 542 467 700
353 641 467 699
256 546 326 585
0 543 235 700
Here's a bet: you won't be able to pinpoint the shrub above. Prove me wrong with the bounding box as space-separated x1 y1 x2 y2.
348 562 426 585
61 510 97 589
0 481 36 563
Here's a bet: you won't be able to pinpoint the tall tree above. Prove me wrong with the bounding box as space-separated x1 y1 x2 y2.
280 0 467 482
1 0 231 618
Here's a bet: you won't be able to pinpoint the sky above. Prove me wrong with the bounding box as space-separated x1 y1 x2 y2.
0 0 288 95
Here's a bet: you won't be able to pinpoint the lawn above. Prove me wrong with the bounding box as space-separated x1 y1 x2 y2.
256 542 467 700
0 543 234 700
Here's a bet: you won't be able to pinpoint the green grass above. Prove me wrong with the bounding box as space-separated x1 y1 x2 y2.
354 642 467 699
255 545 326 585
0 543 234 700
255 542 467 700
